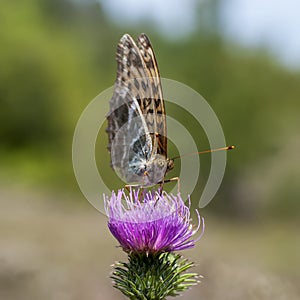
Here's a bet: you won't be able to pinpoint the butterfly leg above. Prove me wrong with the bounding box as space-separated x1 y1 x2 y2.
171 176 180 193
142 171 149 186
158 177 180 194
124 184 147 201
124 184 132 192
124 184 140 192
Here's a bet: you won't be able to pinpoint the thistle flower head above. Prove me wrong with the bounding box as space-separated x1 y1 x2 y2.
104 189 204 254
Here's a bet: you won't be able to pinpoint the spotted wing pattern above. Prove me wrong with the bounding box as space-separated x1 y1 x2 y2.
106 33 168 185
136 34 167 158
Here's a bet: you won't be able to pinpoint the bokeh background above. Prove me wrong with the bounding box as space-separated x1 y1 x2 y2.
1 0 300 299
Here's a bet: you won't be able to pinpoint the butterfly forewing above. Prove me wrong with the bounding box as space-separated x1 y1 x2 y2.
107 33 169 186
137 34 167 158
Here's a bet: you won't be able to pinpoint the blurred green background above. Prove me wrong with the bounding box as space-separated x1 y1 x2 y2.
1 0 299 299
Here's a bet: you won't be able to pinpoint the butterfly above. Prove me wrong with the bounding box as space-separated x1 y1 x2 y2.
106 33 174 187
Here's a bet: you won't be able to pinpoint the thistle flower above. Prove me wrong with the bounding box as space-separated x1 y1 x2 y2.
104 189 205 299
104 189 204 254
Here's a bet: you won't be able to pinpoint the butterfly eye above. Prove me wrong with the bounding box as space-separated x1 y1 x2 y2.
157 160 165 168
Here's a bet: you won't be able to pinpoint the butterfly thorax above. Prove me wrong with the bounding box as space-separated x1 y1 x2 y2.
128 153 168 186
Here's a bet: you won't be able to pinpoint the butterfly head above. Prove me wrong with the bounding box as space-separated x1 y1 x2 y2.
142 154 168 186
166 158 175 172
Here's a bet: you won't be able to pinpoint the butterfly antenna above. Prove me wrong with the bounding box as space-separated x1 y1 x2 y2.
171 145 235 160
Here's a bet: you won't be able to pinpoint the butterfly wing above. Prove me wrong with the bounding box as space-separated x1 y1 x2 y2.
136 34 167 159
107 33 168 185
107 34 152 184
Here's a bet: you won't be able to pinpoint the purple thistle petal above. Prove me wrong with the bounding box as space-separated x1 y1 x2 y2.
104 189 204 254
